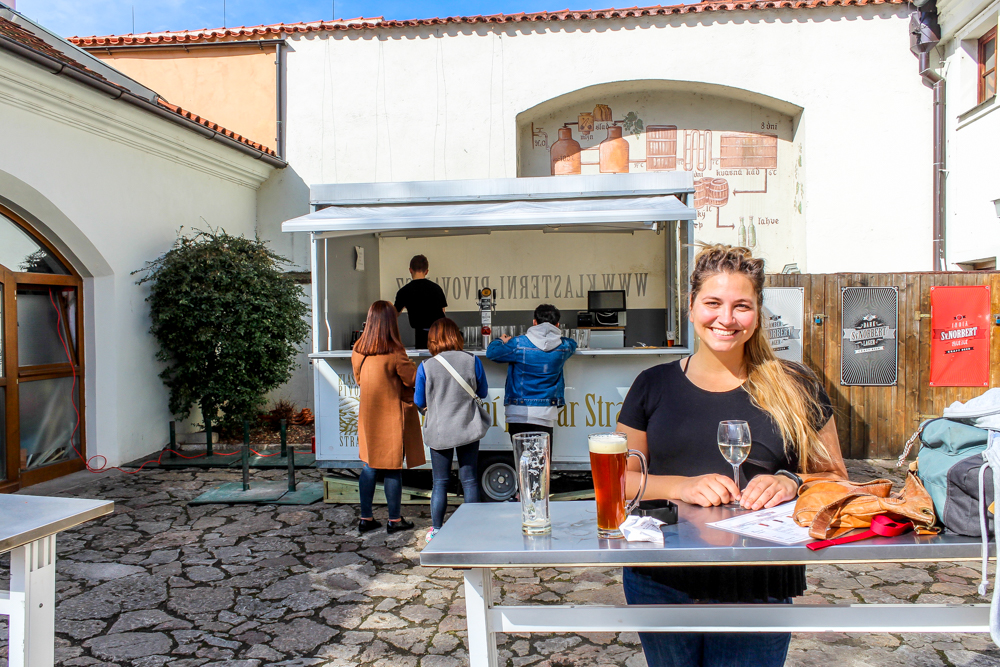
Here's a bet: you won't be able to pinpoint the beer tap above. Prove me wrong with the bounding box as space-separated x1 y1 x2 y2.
477 287 496 338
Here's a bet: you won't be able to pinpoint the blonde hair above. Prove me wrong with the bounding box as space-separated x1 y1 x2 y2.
690 244 831 472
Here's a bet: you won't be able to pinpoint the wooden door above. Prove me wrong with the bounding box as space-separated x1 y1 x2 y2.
0 204 85 490
15 281 86 487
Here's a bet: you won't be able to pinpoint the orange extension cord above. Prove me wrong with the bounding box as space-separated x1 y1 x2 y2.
48 288 279 475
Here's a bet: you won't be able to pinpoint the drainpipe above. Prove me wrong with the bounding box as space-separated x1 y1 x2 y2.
910 2 946 271
275 40 285 160
920 52 946 271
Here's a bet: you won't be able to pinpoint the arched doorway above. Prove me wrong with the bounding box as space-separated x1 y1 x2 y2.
0 203 85 491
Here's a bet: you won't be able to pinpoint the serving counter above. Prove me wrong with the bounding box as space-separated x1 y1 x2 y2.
311 347 688 497
310 347 689 359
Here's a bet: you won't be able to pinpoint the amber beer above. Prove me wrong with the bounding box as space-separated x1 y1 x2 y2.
589 433 647 539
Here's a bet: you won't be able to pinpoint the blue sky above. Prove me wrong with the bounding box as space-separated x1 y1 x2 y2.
14 0 595 38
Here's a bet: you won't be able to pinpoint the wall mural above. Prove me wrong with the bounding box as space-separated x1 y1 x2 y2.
518 90 803 272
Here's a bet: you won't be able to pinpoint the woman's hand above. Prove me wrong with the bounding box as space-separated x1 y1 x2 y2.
740 475 798 510
676 474 741 507
499 334 512 343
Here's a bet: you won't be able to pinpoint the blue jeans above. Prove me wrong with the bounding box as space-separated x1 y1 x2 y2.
430 442 480 529
622 568 792 667
358 463 402 521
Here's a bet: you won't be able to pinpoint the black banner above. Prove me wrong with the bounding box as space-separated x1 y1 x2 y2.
841 286 898 386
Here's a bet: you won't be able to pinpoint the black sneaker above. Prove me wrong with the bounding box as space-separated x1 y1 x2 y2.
386 517 415 534
358 518 382 534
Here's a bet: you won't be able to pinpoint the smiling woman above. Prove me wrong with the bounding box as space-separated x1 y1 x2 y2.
615 243 848 667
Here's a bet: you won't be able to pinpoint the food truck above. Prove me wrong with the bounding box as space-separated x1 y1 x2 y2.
282 172 696 500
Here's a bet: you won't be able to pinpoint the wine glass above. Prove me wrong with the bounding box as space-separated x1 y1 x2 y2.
717 420 752 509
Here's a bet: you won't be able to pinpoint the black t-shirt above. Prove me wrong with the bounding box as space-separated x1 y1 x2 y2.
617 359 833 602
394 279 448 331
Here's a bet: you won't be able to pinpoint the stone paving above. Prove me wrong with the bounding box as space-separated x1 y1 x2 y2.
0 459 997 666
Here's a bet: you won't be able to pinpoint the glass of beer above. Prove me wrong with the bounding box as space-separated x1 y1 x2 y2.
589 432 648 538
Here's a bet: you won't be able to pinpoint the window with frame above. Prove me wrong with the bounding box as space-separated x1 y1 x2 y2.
0 205 85 489
981 26 998 104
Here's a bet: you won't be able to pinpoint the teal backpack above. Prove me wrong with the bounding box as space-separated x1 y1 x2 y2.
911 418 992 536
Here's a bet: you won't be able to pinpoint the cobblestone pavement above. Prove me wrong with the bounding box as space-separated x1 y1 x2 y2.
0 459 997 666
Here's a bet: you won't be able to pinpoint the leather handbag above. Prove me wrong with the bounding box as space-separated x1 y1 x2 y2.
792 472 938 539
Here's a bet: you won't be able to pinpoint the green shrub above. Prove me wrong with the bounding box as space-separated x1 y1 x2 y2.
135 229 310 433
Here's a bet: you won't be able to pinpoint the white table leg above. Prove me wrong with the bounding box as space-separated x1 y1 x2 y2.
8 535 56 667
463 567 498 667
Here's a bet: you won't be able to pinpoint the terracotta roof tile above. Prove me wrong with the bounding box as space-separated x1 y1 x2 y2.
70 0 907 46
70 18 379 46
156 99 277 155
0 16 113 81
0 17 277 157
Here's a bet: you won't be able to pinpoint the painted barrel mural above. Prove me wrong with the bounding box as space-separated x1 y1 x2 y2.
693 177 709 209
707 178 729 206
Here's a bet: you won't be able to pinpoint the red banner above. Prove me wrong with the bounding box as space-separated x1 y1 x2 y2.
929 285 991 387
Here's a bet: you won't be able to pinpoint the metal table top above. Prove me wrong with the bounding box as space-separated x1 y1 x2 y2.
420 500 991 568
0 494 113 554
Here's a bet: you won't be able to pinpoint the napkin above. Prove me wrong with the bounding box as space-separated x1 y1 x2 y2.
619 515 665 543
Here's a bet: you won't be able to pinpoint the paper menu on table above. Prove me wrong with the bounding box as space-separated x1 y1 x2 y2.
706 502 812 545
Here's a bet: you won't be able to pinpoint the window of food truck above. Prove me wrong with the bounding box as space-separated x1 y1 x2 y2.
310 223 690 353
289 174 697 354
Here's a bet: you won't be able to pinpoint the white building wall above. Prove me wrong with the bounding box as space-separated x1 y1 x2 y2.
937 0 1000 269
271 5 933 273
0 52 273 468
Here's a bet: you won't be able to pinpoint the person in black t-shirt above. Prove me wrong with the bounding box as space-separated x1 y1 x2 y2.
616 244 847 667
394 254 448 349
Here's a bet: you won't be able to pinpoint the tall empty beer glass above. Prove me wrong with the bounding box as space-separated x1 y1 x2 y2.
589 432 648 538
515 433 551 535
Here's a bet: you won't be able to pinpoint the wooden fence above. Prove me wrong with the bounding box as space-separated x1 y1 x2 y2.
764 272 1000 459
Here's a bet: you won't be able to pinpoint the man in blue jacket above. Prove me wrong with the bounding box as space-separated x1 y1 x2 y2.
486 304 577 448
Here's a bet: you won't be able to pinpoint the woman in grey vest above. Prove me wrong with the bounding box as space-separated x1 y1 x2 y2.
414 318 489 542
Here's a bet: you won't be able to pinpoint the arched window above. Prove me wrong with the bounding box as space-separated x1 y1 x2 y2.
0 204 84 490
0 214 70 275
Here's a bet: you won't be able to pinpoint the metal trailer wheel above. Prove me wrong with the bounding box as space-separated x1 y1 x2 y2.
479 455 517 502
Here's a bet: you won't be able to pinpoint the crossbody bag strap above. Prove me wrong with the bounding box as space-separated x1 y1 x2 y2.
432 355 479 401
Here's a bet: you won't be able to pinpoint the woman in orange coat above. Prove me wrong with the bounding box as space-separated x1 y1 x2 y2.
352 300 425 534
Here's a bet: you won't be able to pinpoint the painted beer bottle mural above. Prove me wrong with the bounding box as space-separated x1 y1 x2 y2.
550 128 582 176
599 125 629 173
524 92 802 270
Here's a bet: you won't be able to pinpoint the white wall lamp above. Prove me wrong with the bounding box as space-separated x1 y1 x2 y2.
993 198 1000 219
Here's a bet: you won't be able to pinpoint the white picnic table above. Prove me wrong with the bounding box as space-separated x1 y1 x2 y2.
1 494 113 666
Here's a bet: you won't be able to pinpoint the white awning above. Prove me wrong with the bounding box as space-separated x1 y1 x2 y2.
281 194 696 238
